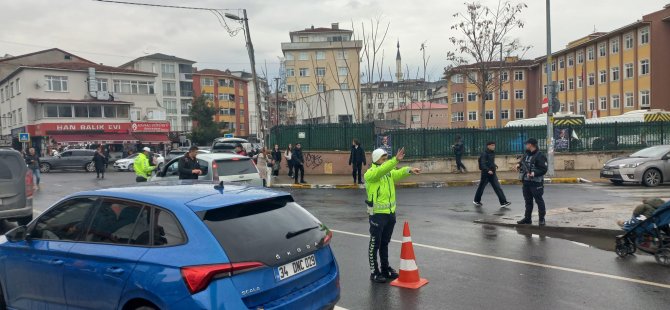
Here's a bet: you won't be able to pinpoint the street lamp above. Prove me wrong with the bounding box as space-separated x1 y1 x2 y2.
494 41 503 128
225 10 265 144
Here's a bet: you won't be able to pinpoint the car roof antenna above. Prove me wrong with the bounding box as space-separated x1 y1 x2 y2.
214 181 224 193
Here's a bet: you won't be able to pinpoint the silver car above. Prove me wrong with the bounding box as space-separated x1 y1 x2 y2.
150 153 264 187
601 145 670 187
0 149 33 225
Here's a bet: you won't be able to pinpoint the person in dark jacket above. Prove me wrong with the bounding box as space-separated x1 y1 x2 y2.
452 135 467 173
178 146 202 180
285 144 294 178
516 138 548 225
271 144 282 177
473 141 511 209
24 147 41 190
349 139 366 184
292 143 306 184
93 146 108 179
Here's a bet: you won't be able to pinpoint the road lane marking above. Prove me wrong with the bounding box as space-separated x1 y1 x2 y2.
331 229 670 290
334 307 348 310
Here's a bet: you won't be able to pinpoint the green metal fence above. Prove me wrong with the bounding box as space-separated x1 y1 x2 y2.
268 122 669 158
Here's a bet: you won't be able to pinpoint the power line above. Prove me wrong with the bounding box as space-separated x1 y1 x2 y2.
92 0 238 11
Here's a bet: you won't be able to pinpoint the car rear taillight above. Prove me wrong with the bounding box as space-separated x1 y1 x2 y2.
322 230 333 246
211 162 219 180
181 262 264 294
25 170 33 198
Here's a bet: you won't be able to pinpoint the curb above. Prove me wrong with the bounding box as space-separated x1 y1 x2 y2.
474 219 623 236
271 177 588 189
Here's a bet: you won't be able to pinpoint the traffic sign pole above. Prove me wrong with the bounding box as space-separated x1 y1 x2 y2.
545 0 555 176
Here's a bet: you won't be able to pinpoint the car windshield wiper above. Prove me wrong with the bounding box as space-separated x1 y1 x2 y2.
286 226 320 239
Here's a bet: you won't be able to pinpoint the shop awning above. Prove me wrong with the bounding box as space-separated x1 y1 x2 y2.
49 133 137 144
133 133 170 144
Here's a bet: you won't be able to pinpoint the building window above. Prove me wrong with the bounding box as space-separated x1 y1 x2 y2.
599 70 607 84
598 43 606 57
558 57 565 69
468 111 477 121
599 97 607 110
376 93 383 99
485 92 493 101
568 102 574 112
339 83 348 89
316 51 326 60
452 93 464 103
611 38 619 54
0 89 3 102
485 110 494 120
299 84 309 93
161 64 175 79
451 74 464 83
588 98 595 111
639 26 649 45
287 84 295 93
411 115 421 123
501 109 509 120
202 78 214 86
624 33 634 49
588 73 595 86
299 68 309 77
587 47 594 60
285 53 294 60
577 51 584 64
202 92 214 100
377 113 385 120
286 68 294 77
624 92 634 107
543 84 548 95
162 81 176 96
611 67 620 81
500 90 509 100
336 51 347 59
114 80 154 95
316 67 326 77
515 109 524 119
578 100 584 114
97 79 108 92
46 76 68 92
514 71 524 81
567 55 574 67
15 78 20 94
612 95 620 109
558 80 565 92
640 59 650 75
316 84 326 93
514 90 524 99
624 63 634 79
577 76 583 88
500 71 508 82
568 78 574 90
467 92 477 102
164 98 177 114
388 92 394 98
338 67 348 76
550 61 556 72
388 102 394 109
640 90 650 107
467 72 478 82
299 52 308 60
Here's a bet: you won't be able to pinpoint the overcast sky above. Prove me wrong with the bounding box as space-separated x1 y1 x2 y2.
1 0 667 82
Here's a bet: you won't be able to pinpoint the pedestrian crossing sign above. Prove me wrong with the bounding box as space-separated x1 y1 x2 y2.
18 133 30 142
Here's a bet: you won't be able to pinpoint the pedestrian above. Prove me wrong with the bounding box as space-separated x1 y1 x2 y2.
134 147 157 182
178 146 202 180
516 138 548 225
93 146 108 179
285 144 294 178
292 143 306 184
349 139 366 184
271 144 282 177
365 147 421 283
235 143 248 156
24 148 41 190
452 135 467 173
473 141 511 209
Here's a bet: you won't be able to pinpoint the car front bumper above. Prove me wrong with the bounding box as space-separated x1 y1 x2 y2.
114 162 130 170
600 167 639 182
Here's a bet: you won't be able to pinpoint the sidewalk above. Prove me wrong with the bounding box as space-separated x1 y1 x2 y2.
270 169 606 189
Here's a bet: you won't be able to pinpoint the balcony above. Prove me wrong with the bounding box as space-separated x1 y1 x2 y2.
181 108 191 115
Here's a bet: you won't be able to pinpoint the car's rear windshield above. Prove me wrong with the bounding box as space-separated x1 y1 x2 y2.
199 197 327 265
0 153 22 179
215 159 256 176
211 142 236 152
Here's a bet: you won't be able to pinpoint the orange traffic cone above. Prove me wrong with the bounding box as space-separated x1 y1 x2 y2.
390 221 429 289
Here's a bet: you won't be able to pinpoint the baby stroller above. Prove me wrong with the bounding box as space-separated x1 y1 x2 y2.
615 202 670 265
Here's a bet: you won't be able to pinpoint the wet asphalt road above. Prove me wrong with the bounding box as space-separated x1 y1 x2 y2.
11 171 670 310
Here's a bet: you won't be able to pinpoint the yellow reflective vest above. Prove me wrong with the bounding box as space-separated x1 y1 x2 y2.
134 152 155 179
364 157 411 214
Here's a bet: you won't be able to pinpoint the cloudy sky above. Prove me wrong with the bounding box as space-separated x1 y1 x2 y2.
1 0 667 82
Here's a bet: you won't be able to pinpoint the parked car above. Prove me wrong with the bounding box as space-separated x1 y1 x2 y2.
165 149 209 161
211 137 251 154
0 148 33 225
39 149 96 173
151 153 264 187
114 153 165 172
0 183 339 310
600 145 670 187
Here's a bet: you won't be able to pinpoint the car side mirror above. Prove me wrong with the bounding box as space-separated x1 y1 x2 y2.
6 225 29 243
663 155 669 161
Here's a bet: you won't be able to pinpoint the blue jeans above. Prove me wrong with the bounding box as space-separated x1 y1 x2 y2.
31 168 40 185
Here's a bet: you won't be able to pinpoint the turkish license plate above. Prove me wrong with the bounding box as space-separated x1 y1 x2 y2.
277 254 317 281
602 171 614 175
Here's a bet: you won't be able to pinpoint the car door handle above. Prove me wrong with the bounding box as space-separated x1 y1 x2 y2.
49 259 64 266
105 267 125 275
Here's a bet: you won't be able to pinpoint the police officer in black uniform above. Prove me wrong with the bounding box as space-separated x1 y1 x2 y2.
516 138 548 225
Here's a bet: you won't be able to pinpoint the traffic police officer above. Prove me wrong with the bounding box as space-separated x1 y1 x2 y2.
365 147 421 283
516 138 549 225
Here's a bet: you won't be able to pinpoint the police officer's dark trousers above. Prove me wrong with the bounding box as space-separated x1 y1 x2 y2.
522 181 546 220
369 213 396 274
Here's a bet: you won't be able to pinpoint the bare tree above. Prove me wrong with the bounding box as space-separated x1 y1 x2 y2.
445 1 530 129
359 17 390 122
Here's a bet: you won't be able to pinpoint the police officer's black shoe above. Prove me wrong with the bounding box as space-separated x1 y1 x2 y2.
517 218 532 225
370 272 387 283
383 268 399 280
539 219 546 226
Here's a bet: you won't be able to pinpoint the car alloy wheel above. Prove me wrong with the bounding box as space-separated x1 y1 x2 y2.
86 162 96 172
655 248 670 266
643 169 661 187
39 163 51 173
128 163 135 172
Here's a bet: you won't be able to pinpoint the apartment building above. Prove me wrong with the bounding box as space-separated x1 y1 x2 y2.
192 69 249 137
120 53 196 133
385 102 450 129
536 4 670 117
281 23 362 123
361 79 446 121
0 48 93 81
229 71 269 139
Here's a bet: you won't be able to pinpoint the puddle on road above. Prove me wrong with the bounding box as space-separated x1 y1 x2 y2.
483 224 618 252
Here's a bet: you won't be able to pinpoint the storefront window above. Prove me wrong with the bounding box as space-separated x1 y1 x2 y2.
103 105 116 118
117 106 129 118
58 105 72 117
44 105 58 118
74 105 88 118
88 105 102 118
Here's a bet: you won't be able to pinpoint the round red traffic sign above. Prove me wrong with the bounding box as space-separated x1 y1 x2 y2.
542 97 549 113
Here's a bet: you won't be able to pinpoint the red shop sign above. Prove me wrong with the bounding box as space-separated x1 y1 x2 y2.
131 121 170 133
35 122 130 135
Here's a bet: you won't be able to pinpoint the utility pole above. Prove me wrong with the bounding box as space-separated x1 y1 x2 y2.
545 0 555 176
274 77 280 127
495 42 503 128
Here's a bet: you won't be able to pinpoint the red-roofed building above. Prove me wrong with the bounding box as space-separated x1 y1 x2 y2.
192 69 249 137
385 102 451 128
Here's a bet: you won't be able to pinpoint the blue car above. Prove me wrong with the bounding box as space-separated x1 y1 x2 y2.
0 183 339 310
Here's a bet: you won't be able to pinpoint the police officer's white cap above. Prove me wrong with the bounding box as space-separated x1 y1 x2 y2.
142 147 151 152
372 148 388 163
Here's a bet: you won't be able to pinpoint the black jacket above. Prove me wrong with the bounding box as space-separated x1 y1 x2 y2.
178 156 201 180
292 148 304 166
24 154 40 170
93 151 108 169
349 145 366 165
452 141 464 156
271 150 282 163
519 149 548 183
478 149 497 174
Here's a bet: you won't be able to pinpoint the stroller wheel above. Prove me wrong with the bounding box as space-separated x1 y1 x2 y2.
655 248 670 266
615 243 629 258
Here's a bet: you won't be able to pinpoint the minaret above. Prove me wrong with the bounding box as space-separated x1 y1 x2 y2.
395 40 403 82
